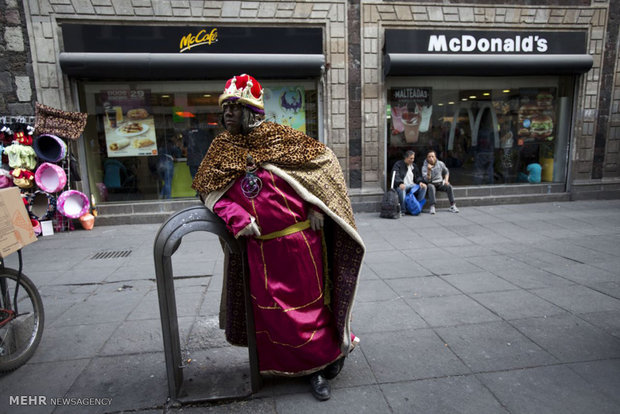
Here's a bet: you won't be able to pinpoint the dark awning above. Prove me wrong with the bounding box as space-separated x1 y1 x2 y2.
59 53 325 79
384 53 593 77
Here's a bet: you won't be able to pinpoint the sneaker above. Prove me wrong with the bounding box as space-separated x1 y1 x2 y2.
449 204 460 213
430 206 436 215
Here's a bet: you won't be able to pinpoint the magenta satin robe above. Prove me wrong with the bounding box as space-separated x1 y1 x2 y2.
214 168 342 375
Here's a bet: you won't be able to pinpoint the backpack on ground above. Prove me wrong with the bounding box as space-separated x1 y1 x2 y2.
380 171 401 219
405 184 426 215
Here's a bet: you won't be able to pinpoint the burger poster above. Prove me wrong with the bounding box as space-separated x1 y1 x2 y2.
517 89 555 144
101 89 158 158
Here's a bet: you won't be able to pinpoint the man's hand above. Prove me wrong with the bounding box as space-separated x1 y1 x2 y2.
308 209 325 231
419 182 427 189
399 183 406 190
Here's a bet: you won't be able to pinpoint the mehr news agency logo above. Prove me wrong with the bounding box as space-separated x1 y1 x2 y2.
179 28 218 52
9 395 112 407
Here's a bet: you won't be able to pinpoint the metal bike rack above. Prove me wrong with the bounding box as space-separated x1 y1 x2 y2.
153 205 261 404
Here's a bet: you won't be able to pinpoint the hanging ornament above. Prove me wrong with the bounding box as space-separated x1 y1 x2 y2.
240 154 262 199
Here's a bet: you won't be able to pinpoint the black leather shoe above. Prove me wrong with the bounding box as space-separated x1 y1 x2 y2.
322 357 345 380
310 373 331 401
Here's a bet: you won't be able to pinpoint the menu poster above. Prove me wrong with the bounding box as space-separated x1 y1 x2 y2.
389 87 433 144
101 90 158 158
264 86 307 133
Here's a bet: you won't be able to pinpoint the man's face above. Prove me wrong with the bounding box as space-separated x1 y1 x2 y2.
222 102 243 134
405 154 415 165
426 152 436 164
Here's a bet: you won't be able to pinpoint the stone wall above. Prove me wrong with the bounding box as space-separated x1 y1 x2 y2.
1 0 35 117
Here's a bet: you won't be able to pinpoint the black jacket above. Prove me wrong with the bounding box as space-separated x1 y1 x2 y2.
391 160 423 189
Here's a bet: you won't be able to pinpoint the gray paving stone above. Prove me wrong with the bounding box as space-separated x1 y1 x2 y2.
61 353 168 413
577 310 620 338
471 290 566 320
487 265 574 289
441 271 519 294
512 314 620 362
386 275 462 299
352 298 428 334
382 375 509 414
275 384 390 414
99 319 163 356
413 255 483 276
0 359 90 414
435 321 558 372
542 263 618 285
167 398 276 413
531 285 620 314
405 294 501 327
361 329 470 382
365 254 430 279
354 278 400 302
478 365 620 414
568 359 620 405
29 322 118 363
586 281 620 299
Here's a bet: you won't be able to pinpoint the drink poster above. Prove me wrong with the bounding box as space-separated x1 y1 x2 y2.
264 87 306 133
101 90 158 157
389 87 433 144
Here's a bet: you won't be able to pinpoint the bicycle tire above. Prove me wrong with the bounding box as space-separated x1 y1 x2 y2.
0 268 44 373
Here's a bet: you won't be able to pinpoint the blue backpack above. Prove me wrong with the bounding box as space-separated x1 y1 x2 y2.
405 184 426 215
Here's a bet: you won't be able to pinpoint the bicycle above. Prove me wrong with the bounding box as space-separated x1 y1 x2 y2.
0 249 44 373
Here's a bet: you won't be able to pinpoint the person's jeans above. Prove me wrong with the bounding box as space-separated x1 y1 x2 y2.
158 162 174 199
397 184 427 212
427 182 455 206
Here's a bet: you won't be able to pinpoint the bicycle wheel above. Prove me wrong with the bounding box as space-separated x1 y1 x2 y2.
0 268 44 373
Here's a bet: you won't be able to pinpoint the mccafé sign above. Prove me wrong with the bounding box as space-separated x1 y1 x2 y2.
385 29 587 55
179 28 218 53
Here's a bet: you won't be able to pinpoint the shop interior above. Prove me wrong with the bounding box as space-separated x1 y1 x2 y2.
387 76 574 187
79 81 318 204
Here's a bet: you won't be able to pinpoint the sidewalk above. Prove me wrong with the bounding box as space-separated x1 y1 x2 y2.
1 199 620 413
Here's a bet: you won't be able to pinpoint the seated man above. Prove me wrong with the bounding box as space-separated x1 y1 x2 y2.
391 150 427 215
421 150 459 214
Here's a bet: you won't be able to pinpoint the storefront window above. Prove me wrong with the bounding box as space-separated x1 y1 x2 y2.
387 76 574 186
79 80 319 204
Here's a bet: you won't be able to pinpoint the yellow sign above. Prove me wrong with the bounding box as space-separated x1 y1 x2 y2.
179 28 218 53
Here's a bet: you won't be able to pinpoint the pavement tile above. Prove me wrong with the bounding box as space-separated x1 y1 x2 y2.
405 294 501 327
567 359 620 405
0 359 90 414
435 321 558 372
386 275 461 299
382 375 509 414
62 352 168 413
541 263 618 285
471 290 566 320
411 255 483 276
168 398 277 413
99 319 163 356
29 322 119 363
366 258 430 279
441 271 519 294
511 314 620 362
585 281 620 299
275 384 390 414
352 298 428 334
355 279 400 302
577 310 620 338
361 329 470 382
486 265 573 289
478 365 620 414
531 285 620 314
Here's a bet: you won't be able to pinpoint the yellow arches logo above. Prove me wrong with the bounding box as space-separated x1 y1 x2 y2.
179 28 218 52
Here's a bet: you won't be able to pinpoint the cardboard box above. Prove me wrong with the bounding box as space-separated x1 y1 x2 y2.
0 187 37 258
